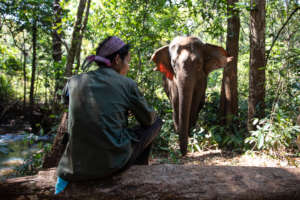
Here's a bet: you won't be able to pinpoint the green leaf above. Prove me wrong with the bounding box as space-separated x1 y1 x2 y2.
57 28 63 34
257 133 264 149
195 144 201 152
49 114 56 119
253 118 259 125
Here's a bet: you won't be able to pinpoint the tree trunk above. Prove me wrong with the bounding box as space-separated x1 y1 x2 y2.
52 0 63 104
220 0 240 125
29 20 37 112
2 165 300 200
296 108 300 150
22 49 27 110
74 39 82 74
74 0 91 74
65 0 87 77
247 0 266 131
52 0 62 63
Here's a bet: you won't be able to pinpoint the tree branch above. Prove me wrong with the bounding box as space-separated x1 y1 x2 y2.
53 31 70 53
265 7 300 64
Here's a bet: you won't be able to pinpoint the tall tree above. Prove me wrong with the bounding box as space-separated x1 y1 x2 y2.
65 0 91 77
74 0 91 74
52 0 63 104
248 0 266 131
220 0 240 125
22 34 28 110
52 0 62 62
29 20 37 111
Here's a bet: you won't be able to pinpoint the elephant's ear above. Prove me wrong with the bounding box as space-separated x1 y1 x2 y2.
151 45 174 80
203 43 233 74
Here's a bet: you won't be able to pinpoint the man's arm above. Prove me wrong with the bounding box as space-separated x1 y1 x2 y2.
129 83 156 126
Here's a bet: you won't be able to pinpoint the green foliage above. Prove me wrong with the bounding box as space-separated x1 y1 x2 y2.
16 143 51 176
245 115 300 152
16 136 52 176
2 56 22 75
153 113 178 152
0 0 53 31
0 74 15 102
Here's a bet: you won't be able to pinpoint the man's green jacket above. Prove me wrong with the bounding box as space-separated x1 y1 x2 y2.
57 67 156 181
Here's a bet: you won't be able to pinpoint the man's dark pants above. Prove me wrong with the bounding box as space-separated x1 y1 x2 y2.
119 117 163 172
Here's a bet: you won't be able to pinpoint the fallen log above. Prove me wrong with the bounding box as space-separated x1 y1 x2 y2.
1 164 300 200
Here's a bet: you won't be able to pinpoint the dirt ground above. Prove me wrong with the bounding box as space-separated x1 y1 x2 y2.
152 149 300 168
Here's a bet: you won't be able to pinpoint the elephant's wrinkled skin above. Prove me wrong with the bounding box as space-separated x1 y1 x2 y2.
151 36 232 155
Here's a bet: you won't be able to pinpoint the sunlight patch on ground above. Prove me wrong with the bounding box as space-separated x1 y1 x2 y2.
152 149 300 168
2 158 24 167
0 168 16 178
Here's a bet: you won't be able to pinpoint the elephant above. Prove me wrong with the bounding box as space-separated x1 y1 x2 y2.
151 36 233 156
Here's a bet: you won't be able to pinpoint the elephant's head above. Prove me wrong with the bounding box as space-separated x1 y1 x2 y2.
151 36 232 156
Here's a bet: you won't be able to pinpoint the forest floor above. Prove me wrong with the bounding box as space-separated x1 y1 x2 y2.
152 149 300 168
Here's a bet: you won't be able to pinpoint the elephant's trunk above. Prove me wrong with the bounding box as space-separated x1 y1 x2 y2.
177 77 194 156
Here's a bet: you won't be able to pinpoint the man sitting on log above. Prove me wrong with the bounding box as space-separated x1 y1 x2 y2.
55 36 162 194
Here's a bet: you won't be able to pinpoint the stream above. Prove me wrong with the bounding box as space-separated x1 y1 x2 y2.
0 132 53 181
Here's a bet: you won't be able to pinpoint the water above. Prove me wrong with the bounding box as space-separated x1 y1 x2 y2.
0 133 53 180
